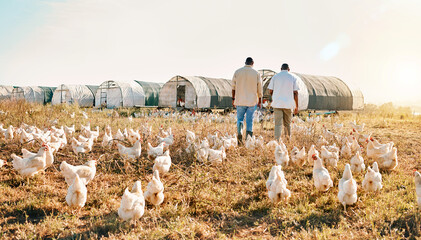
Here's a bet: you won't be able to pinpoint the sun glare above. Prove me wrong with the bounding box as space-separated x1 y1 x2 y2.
392 62 420 102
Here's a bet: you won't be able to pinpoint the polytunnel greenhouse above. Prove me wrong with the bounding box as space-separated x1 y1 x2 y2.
134 81 163 107
158 76 232 109
11 86 56 104
51 84 98 107
259 69 364 111
95 80 145 108
0 85 14 101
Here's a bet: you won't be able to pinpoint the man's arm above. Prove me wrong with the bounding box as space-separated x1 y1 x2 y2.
293 90 299 114
257 73 263 108
232 89 235 108
232 71 237 108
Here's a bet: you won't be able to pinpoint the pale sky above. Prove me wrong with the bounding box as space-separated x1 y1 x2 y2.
0 0 420 105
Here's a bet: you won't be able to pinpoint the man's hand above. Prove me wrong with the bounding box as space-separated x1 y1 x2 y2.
232 99 235 108
294 107 299 115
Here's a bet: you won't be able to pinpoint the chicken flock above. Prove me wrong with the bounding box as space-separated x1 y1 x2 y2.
0 109 417 225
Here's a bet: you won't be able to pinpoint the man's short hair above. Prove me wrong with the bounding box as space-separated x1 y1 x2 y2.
281 63 289 70
245 57 254 65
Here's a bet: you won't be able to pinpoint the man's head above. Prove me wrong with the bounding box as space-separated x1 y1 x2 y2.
245 57 254 66
281 63 289 71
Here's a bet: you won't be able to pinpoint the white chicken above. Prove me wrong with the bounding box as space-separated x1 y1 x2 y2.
186 130 196 144
19 128 33 144
266 140 279 151
21 148 37 158
158 134 174 146
255 135 265 148
196 139 210 162
82 111 89 119
161 127 172 137
308 145 319 164
71 137 94 155
350 151 365 173
102 131 113 147
349 121 365 132
0 159 5 167
105 125 112 136
66 174 87 208
414 171 421 207
221 136 233 149
147 142 165 160
60 160 97 185
350 138 360 154
320 146 339 168
127 129 141 145
362 162 382 192
266 165 286 190
144 170 165 206
117 140 142 159
12 144 51 178
153 150 171 175
377 147 398 170
291 146 306 167
358 133 371 145
326 143 339 154
366 139 394 159
312 154 333 192
207 146 226 165
266 165 291 203
118 181 145 221
80 123 91 135
245 135 256 150
64 125 75 136
85 126 99 142
337 164 358 211
48 136 65 154
341 140 352 159
322 126 335 141
115 129 125 141
4 125 14 140
275 143 289 167
317 136 329 147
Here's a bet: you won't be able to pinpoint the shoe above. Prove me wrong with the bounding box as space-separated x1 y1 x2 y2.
246 131 253 140
237 134 243 146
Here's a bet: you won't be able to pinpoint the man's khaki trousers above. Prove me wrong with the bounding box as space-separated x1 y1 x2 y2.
274 108 292 141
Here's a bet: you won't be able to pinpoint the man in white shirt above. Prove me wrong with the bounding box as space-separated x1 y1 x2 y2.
268 63 299 140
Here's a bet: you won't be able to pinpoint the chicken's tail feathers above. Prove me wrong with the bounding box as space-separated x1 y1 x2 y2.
12 154 23 169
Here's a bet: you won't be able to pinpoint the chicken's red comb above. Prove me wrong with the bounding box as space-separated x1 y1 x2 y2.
353 128 356 132
413 169 417 172
312 154 317 160
370 137 374 141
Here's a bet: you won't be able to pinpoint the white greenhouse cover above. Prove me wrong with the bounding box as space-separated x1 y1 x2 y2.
95 80 145 108
343 80 364 110
291 73 310 111
0 86 13 101
52 85 96 107
181 76 211 108
12 86 44 104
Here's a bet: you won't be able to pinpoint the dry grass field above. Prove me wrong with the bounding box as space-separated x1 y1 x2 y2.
0 101 420 239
